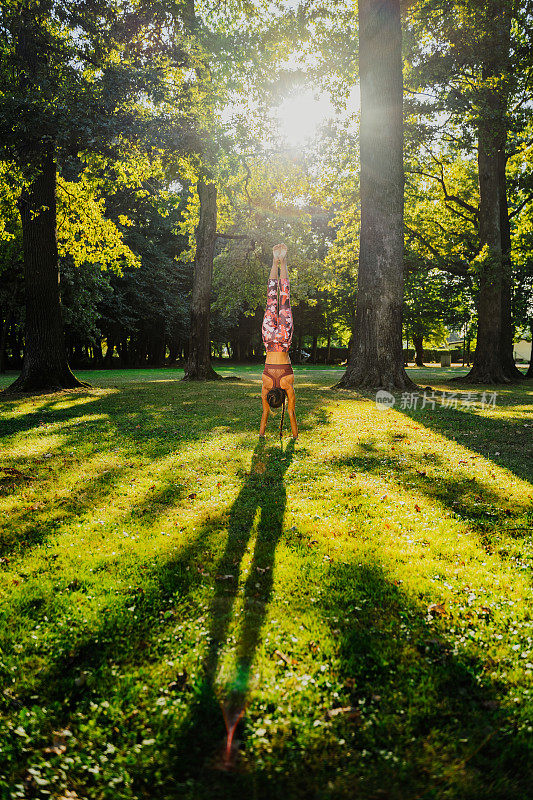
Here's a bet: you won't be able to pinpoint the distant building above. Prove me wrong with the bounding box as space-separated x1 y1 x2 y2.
514 339 532 363
446 331 464 348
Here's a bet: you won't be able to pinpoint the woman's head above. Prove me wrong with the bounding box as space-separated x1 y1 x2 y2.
266 386 287 439
266 387 286 409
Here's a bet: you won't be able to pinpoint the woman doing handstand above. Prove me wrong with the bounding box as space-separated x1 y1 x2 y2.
259 244 298 439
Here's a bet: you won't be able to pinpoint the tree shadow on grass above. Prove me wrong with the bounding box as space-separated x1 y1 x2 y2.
139 559 531 800
0 376 327 561
330 434 531 546
303 559 533 800
2 439 297 796
4 454 532 799
396 391 533 486
333 381 532 487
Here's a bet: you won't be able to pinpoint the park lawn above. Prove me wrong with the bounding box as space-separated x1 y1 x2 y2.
0 366 532 800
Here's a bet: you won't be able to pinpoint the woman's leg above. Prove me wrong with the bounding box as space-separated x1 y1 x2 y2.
262 257 279 347
278 255 293 347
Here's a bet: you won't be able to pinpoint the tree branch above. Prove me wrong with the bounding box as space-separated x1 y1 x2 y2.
404 224 472 281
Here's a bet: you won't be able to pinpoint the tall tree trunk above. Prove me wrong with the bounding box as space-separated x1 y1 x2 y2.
499 150 525 379
103 337 115 367
311 335 318 363
336 0 416 391
183 179 220 381
5 146 89 394
462 4 512 384
93 340 103 366
412 334 425 367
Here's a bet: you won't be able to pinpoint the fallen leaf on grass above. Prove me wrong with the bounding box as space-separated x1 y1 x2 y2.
43 729 72 756
325 706 360 721
427 601 447 617
188 493 197 500
414 504 421 512
274 649 295 666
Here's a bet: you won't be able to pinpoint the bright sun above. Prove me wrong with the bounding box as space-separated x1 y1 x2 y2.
274 86 360 146
275 90 333 146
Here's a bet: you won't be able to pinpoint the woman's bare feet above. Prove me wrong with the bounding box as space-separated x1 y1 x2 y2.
273 243 288 263
272 244 288 279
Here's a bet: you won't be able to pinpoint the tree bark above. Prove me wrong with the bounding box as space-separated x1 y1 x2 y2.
311 335 318 363
462 3 512 384
336 0 416 392
412 334 425 367
183 179 220 381
5 145 89 394
499 149 525 379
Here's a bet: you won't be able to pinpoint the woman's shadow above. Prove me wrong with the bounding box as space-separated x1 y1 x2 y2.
177 437 296 771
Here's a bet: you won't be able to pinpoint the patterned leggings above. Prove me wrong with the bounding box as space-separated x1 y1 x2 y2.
262 277 293 352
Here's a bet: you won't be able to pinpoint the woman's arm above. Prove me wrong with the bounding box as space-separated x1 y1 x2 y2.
259 390 270 436
286 386 298 439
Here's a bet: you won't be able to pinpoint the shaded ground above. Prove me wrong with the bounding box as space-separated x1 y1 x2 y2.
0 366 532 799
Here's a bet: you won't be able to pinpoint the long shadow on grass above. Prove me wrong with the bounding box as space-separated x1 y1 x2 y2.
163 438 296 778
304 559 533 800
0 378 328 560
335 381 532 487
142 558 531 799
5 475 532 798
331 435 531 544
396 389 533 486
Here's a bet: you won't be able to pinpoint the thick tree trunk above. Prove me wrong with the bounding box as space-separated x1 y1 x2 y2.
5 146 89 394
412 334 425 367
499 149 525 379
462 4 512 384
336 0 416 392
183 179 220 381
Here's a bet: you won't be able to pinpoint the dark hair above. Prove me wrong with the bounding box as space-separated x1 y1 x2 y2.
266 388 287 439
266 387 285 409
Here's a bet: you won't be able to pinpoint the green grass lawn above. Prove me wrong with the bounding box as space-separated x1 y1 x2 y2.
0 366 532 800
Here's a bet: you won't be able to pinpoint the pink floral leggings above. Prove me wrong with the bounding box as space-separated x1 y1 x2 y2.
262 278 293 352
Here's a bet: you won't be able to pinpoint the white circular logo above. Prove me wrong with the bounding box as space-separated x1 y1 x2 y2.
375 390 395 410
